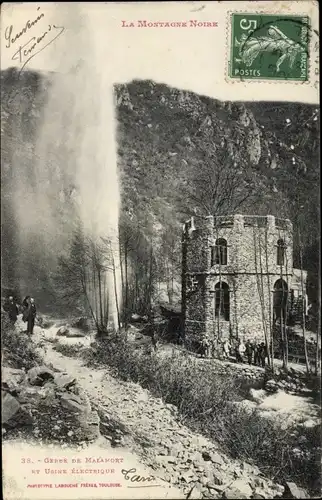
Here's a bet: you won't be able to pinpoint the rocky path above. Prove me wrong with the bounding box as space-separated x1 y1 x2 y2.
22 322 287 500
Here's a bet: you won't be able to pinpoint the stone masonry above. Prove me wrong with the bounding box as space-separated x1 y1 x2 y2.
182 214 306 348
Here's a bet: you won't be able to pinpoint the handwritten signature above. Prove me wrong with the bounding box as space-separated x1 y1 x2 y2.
4 7 64 74
121 468 160 488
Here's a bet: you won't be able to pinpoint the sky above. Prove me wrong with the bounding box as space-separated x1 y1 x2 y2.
1 1 319 103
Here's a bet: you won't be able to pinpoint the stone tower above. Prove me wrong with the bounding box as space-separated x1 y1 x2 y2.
181 214 293 347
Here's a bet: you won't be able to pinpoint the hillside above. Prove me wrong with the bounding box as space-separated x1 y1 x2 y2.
1 68 319 313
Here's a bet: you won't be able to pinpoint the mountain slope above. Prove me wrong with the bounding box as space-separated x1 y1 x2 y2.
1 68 319 310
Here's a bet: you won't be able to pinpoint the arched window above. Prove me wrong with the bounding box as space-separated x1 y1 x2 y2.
211 238 227 266
277 239 286 266
214 282 230 321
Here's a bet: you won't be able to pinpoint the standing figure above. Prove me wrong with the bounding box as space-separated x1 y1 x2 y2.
201 334 210 358
254 343 261 366
223 339 231 360
234 340 240 362
259 342 267 368
151 331 158 352
22 296 30 326
235 339 245 363
3 296 19 325
25 297 37 335
209 338 215 358
22 295 31 309
245 340 254 365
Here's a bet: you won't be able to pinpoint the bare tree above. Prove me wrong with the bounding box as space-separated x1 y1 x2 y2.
299 242 310 373
183 140 259 217
56 228 101 331
252 226 273 369
264 226 274 372
316 308 321 375
56 227 123 334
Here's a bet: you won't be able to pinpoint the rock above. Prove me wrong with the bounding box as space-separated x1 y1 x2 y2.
2 367 26 393
302 419 318 429
210 451 224 466
27 366 54 386
166 403 178 414
249 388 266 403
274 484 285 496
283 481 308 499
71 317 92 331
60 393 90 414
36 316 55 329
171 443 184 457
253 478 265 489
212 470 226 486
79 410 100 440
233 466 242 478
202 451 211 461
230 479 253 497
207 482 226 492
65 330 86 338
2 390 32 427
2 391 21 424
157 455 178 466
252 493 265 499
187 483 203 499
241 461 260 476
18 384 57 407
56 326 69 336
179 472 195 484
188 451 203 464
203 488 220 499
54 374 76 389
223 487 249 499
131 313 148 323
199 475 209 487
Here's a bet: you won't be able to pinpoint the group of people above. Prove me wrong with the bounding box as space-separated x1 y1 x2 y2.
3 295 37 335
235 339 268 367
200 334 268 367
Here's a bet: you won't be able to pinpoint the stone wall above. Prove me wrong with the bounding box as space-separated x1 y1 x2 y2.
204 358 266 385
185 276 207 339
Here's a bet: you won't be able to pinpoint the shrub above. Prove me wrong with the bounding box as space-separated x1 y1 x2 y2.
1 311 42 370
53 342 84 357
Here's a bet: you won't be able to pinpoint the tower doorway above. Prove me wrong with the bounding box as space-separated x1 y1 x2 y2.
273 278 288 323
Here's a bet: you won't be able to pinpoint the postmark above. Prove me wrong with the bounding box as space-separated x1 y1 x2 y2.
229 14 310 81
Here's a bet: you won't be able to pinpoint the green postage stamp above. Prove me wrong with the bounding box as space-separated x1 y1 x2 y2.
229 14 310 81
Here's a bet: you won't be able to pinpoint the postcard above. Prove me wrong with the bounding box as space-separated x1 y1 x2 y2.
1 1 320 500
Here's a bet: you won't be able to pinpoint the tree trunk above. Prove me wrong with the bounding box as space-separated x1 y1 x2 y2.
97 268 104 329
111 252 121 331
257 228 271 369
81 275 99 332
119 238 125 324
253 227 270 367
315 308 320 375
300 246 310 373
91 258 99 325
216 225 222 346
279 261 288 370
124 242 129 323
264 226 274 372
148 243 153 315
